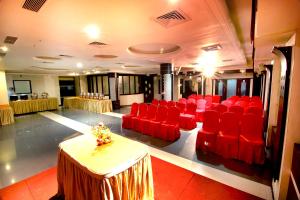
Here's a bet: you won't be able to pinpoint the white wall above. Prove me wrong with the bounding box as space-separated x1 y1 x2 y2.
119 94 144 106
0 71 9 105
6 74 60 104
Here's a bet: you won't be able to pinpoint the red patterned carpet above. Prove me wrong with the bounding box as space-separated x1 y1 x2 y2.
0 156 261 200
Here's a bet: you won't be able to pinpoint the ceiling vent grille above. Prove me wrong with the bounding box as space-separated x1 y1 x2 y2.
201 44 222 52
89 41 107 46
59 54 73 58
4 36 18 44
155 10 191 28
22 0 47 12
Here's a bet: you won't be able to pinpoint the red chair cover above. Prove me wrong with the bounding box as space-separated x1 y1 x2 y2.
179 98 187 104
176 102 186 113
229 105 244 119
187 98 196 104
152 99 159 105
240 96 250 102
227 96 240 103
180 102 197 130
196 95 203 100
196 110 219 153
188 94 197 99
140 104 158 135
148 106 168 137
122 103 139 129
131 103 148 132
245 106 263 117
159 100 168 107
221 100 233 108
216 112 239 158
215 104 228 114
167 101 176 108
212 95 221 103
196 99 206 122
160 106 180 141
250 96 262 103
238 114 265 164
234 100 249 109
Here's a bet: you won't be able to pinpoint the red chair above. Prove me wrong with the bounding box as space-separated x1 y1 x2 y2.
187 98 196 104
221 100 233 108
229 105 244 119
228 96 240 102
235 100 249 109
240 96 250 102
152 99 159 105
122 103 139 129
131 103 148 132
245 106 263 117
250 96 261 102
249 101 263 110
216 112 239 159
179 98 187 104
188 94 197 99
140 104 157 135
196 95 203 100
215 104 228 114
167 101 176 108
212 95 221 103
176 102 186 113
196 110 219 153
180 102 197 130
160 107 180 141
195 99 206 122
159 99 167 107
238 114 265 164
148 106 168 137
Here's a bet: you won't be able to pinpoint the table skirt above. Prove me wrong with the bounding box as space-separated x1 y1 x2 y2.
64 97 112 113
0 105 14 125
10 98 58 114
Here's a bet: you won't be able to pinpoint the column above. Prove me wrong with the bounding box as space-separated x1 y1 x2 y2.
160 63 173 101
0 71 9 105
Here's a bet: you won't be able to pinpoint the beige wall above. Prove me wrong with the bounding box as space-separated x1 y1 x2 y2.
6 74 60 104
79 75 88 93
0 71 9 105
119 94 144 106
276 31 300 200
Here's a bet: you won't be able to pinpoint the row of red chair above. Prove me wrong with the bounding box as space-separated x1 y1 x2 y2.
187 94 221 104
122 103 180 141
196 110 265 164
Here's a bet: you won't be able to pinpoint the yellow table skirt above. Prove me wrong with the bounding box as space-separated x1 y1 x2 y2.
64 97 113 113
10 98 58 115
0 105 14 125
57 134 154 200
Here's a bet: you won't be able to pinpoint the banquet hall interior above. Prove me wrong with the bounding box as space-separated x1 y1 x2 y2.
0 0 300 199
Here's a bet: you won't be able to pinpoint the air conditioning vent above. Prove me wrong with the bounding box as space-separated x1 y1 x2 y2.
22 0 47 12
89 41 107 46
94 55 117 59
201 44 222 52
0 53 7 57
4 36 18 44
222 59 233 62
155 10 191 28
59 54 73 58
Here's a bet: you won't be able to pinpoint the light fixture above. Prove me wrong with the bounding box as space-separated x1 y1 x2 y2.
0 46 8 52
11 178 15 184
168 0 179 4
240 69 246 73
76 62 83 68
203 66 216 78
218 70 224 74
83 24 100 39
5 164 11 171
189 75 192 79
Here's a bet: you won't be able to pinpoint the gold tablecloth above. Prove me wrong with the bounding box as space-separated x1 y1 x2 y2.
0 105 14 125
64 97 113 113
57 134 154 200
9 98 58 115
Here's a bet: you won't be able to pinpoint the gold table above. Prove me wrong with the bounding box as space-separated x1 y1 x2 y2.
9 98 58 114
0 105 14 125
64 97 113 113
56 134 154 200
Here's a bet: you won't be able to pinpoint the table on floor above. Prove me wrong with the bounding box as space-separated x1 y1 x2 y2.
0 105 14 125
64 97 113 113
56 134 154 200
9 98 58 115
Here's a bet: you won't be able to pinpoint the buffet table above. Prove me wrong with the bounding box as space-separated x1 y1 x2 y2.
0 105 14 125
9 97 58 115
56 134 154 200
64 97 113 113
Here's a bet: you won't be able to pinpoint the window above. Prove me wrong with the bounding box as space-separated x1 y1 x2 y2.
87 75 109 95
118 75 142 95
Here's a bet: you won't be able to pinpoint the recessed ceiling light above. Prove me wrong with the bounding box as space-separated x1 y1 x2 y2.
83 24 100 39
76 62 83 68
169 0 179 3
240 69 246 73
0 46 8 52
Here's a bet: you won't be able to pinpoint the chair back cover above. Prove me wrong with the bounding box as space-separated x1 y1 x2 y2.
179 98 187 104
185 102 197 115
202 110 219 133
220 112 239 136
167 107 180 124
159 100 168 107
229 105 244 118
196 99 206 110
138 103 148 117
167 101 176 108
152 99 159 105
212 95 221 103
176 102 186 113
216 104 228 114
147 104 158 119
156 106 168 121
241 113 263 139
130 103 139 116
240 96 250 102
246 106 263 116
187 98 196 104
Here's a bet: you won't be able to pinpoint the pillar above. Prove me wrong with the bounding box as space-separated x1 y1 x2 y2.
0 71 9 105
160 63 173 101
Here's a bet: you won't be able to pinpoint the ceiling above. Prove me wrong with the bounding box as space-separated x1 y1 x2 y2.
0 0 250 75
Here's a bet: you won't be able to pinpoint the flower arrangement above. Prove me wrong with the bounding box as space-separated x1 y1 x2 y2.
91 122 112 146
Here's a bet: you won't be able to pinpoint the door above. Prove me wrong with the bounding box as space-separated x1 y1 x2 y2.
214 79 227 101
141 76 154 103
